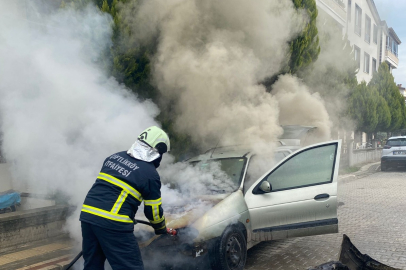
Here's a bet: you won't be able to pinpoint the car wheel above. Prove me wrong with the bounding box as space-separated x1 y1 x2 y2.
210 225 247 270
381 164 387 171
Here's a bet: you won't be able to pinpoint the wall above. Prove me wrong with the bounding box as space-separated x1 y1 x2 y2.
317 0 346 27
346 0 380 83
349 147 382 167
0 205 70 253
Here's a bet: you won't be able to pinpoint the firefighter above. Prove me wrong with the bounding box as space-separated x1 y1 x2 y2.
80 126 170 270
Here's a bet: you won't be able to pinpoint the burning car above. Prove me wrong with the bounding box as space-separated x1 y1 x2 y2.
136 138 341 270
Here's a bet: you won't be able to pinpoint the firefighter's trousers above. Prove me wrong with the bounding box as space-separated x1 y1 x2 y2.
81 221 144 270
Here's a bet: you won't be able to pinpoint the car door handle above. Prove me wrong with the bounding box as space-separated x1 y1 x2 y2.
314 194 330 200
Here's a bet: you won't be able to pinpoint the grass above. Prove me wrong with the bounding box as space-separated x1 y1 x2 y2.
340 166 361 174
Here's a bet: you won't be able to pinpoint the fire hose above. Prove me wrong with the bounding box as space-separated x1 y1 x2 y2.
65 219 177 270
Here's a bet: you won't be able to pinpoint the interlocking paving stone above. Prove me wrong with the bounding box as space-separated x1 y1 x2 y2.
0 242 72 269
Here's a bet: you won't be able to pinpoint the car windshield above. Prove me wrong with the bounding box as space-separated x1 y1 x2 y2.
190 158 246 193
386 138 406 146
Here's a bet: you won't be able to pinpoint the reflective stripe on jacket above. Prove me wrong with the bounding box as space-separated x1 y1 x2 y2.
79 151 166 232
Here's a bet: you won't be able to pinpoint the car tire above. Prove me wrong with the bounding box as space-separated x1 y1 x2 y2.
209 225 247 270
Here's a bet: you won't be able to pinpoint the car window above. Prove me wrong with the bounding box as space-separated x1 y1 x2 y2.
264 144 337 192
244 151 288 193
386 138 406 146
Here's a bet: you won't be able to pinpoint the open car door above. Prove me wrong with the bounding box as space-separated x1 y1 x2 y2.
245 140 341 242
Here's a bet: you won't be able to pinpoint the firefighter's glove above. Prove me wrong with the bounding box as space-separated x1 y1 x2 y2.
154 227 167 235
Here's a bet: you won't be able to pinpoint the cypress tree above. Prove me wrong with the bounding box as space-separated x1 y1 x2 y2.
289 0 320 75
347 82 378 133
374 95 391 131
264 0 320 88
369 63 404 131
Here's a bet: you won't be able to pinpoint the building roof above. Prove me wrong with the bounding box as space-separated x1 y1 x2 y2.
380 21 401 45
367 0 382 24
389 28 402 44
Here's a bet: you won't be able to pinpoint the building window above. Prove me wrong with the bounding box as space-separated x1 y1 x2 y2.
354 46 361 70
372 58 377 74
364 53 370 74
365 15 371 43
386 36 399 57
373 24 378 44
354 4 362 36
347 0 352 22
393 41 398 57
387 36 392 51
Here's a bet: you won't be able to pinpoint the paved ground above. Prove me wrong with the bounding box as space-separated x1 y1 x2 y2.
0 238 75 270
245 164 406 270
1 163 405 270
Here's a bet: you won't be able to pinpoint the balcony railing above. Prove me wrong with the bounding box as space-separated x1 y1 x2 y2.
385 49 399 67
386 45 398 57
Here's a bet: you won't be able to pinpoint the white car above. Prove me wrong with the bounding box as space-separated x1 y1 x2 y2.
137 139 341 270
381 136 406 171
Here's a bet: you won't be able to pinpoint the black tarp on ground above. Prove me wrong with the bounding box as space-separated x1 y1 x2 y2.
308 234 402 270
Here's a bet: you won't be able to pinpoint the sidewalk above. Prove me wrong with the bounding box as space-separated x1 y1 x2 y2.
339 161 381 183
0 238 75 270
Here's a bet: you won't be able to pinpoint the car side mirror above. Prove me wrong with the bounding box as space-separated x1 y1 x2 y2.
259 180 272 193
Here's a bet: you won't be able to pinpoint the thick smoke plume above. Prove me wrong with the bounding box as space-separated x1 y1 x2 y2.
273 75 331 141
0 3 160 243
0 0 251 245
302 9 357 132
122 0 314 152
0 0 348 268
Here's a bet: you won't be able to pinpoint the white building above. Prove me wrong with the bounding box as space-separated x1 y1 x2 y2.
316 0 401 83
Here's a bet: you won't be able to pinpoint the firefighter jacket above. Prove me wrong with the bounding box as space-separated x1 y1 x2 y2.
80 151 166 233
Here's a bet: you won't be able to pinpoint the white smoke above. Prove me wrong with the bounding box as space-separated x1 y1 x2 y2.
0 3 159 243
121 0 311 151
0 1 244 250
0 3 342 269
273 75 332 141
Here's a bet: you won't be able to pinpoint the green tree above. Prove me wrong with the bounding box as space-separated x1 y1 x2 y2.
101 0 110 12
369 63 404 131
97 0 195 158
97 0 157 101
289 0 320 75
374 95 391 132
264 0 320 88
347 82 378 133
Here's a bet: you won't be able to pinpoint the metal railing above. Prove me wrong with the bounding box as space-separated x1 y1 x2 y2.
386 45 398 57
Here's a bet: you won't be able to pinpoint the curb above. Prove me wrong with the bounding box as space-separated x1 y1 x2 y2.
339 162 381 183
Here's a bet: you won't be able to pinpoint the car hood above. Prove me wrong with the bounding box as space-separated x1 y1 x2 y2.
136 190 248 247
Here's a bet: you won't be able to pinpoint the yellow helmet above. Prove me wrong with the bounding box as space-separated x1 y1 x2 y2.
138 126 170 154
